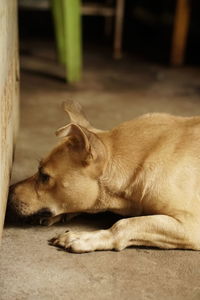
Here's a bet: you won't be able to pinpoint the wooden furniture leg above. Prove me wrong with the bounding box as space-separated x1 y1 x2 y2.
171 0 190 66
114 0 125 59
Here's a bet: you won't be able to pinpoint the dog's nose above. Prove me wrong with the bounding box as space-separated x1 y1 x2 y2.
6 184 19 222
9 183 16 193
8 183 16 204
8 184 16 198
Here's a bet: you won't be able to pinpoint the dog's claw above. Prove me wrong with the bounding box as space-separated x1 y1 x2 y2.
40 218 48 226
40 217 54 226
39 215 63 226
48 237 58 245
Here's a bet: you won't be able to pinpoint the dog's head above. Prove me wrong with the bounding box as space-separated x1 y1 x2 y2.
8 101 107 219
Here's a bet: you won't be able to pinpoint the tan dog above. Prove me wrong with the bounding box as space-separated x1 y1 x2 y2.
9 101 200 252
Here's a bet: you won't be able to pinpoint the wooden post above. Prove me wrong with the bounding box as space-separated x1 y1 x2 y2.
0 0 20 243
171 0 190 66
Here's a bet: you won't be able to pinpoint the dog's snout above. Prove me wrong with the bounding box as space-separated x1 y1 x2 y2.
7 182 30 217
6 177 55 221
8 178 32 205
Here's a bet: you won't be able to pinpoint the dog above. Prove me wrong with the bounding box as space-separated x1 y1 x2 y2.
8 100 200 253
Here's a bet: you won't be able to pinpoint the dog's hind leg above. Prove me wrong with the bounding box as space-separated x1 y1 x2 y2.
49 215 199 252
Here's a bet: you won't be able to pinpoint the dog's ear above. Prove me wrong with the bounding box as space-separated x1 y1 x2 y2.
62 100 103 133
62 100 92 129
56 123 105 164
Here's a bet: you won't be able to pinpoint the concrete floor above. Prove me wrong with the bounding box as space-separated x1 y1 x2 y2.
1 44 200 299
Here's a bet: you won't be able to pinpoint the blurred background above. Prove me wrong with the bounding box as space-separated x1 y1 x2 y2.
19 0 200 64
19 0 200 78
12 0 200 178
15 0 200 170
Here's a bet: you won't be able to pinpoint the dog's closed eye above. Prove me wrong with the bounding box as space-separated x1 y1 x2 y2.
38 167 50 183
40 172 50 183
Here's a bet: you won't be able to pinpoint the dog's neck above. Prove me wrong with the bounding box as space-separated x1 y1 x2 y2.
85 131 141 216
89 157 138 217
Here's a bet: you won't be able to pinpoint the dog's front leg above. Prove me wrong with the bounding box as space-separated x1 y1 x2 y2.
49 215 197 253
109 215 196 250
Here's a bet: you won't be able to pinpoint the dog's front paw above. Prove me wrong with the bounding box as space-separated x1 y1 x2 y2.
49 229 113 253
49 231 95 253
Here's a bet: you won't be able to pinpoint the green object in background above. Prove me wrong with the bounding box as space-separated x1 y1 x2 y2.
51 0 82 83
51 0 65 65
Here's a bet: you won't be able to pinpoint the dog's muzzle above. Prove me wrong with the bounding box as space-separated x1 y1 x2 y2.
7 183 53 222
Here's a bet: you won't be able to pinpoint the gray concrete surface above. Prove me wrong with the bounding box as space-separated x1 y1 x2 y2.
1 44 200 299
